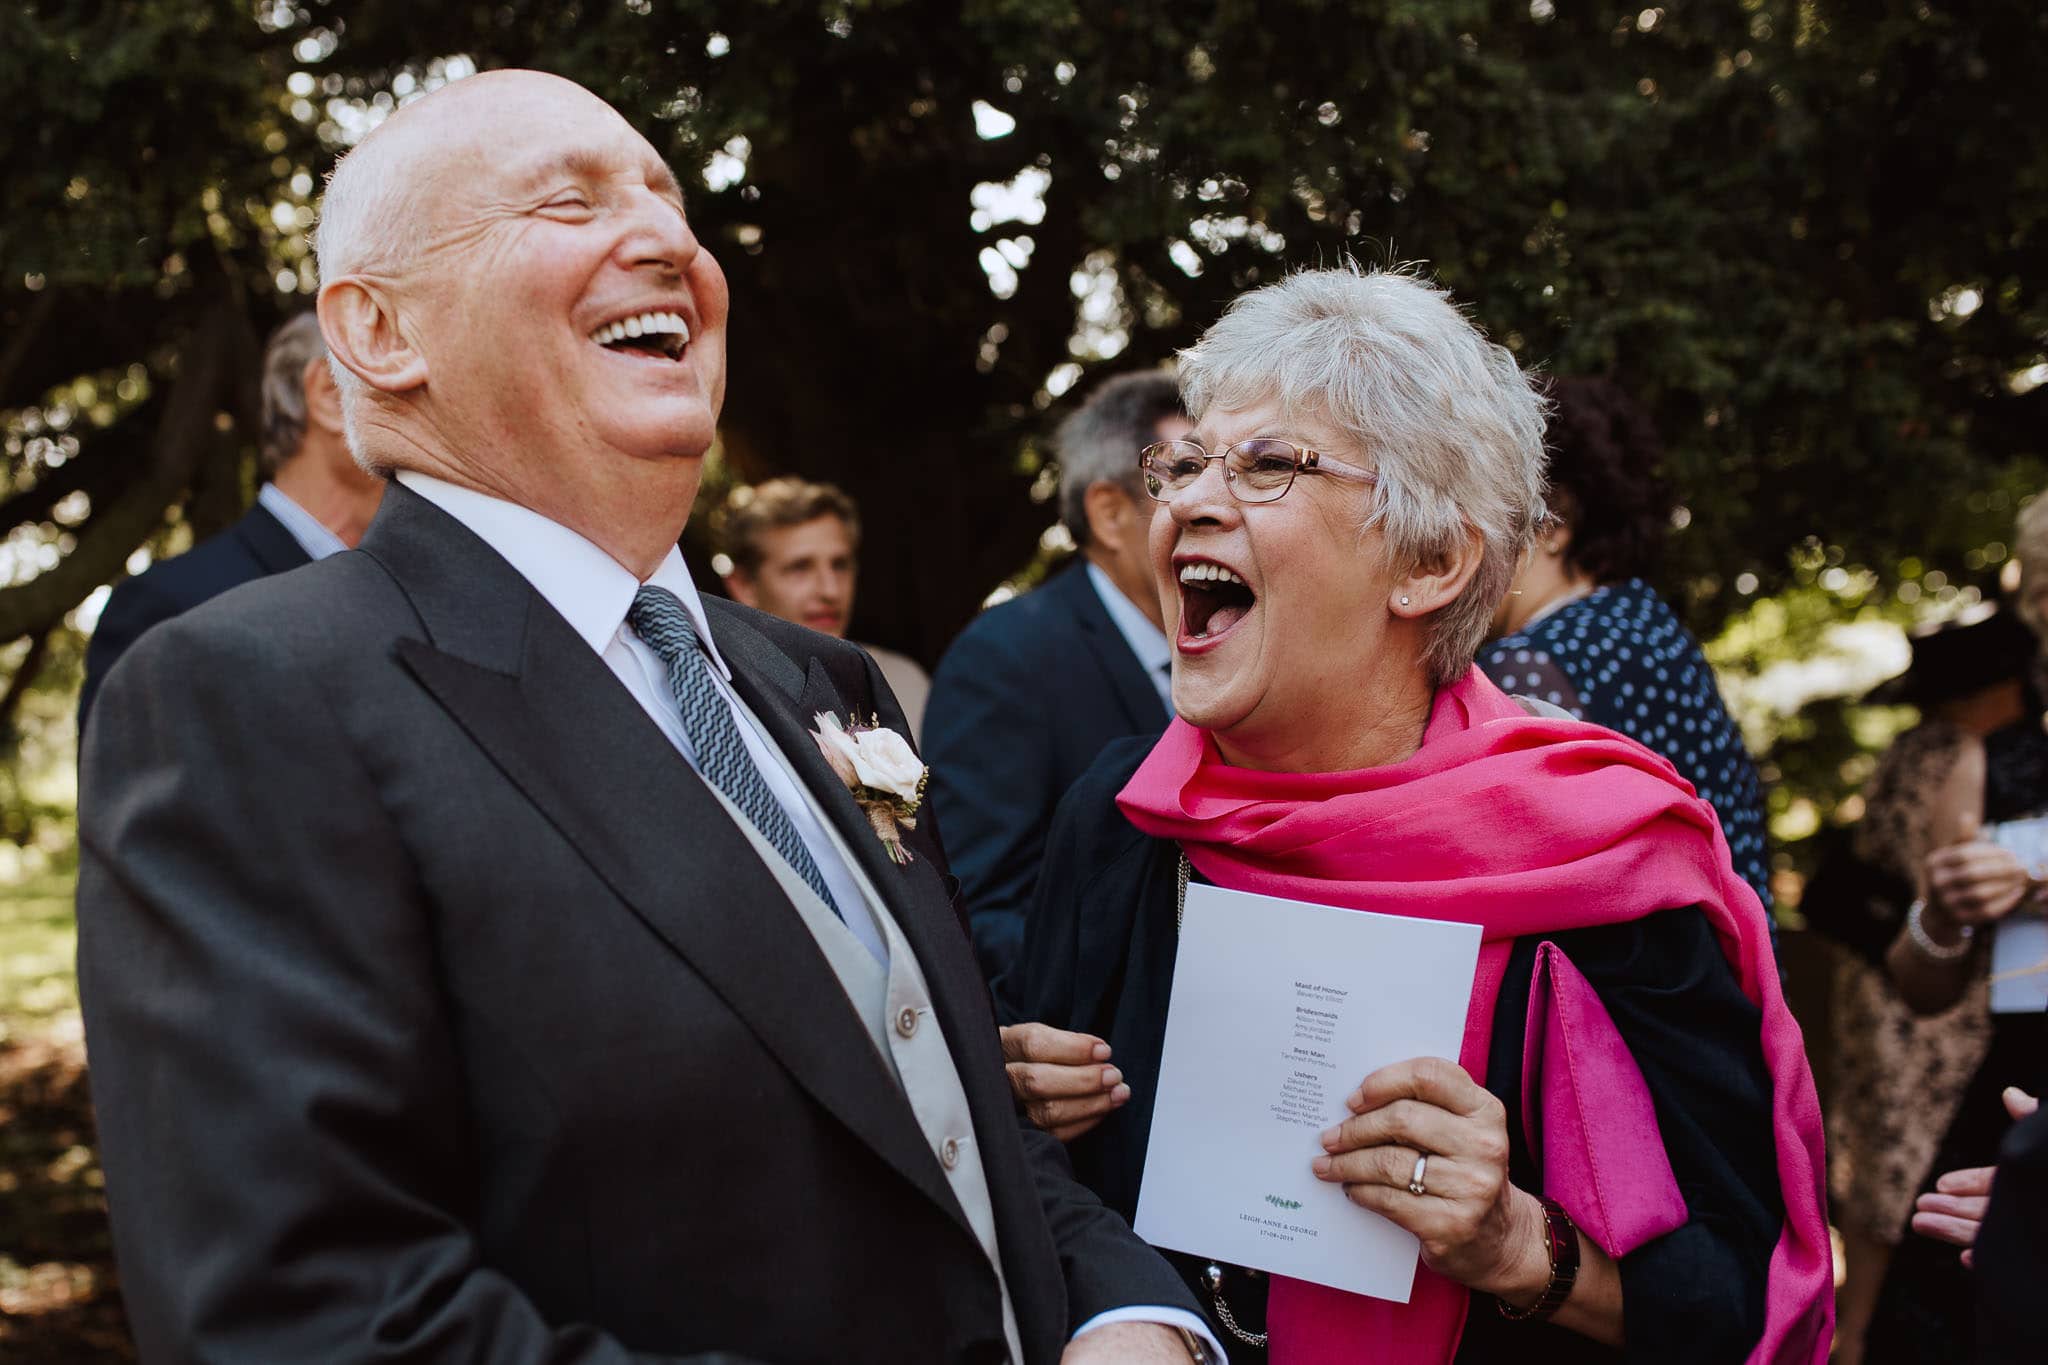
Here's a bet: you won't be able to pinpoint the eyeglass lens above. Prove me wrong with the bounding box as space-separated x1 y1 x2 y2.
1142 440 1301 502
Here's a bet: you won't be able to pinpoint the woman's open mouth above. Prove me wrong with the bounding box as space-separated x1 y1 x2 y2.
1177 559 1256 649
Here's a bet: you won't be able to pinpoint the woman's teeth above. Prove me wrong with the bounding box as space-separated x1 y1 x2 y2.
1179 562 1246 588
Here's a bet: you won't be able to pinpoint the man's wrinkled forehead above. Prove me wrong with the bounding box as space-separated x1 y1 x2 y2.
385 70 674 201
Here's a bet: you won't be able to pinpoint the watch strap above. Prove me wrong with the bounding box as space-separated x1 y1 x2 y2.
1496 1194 1581 1323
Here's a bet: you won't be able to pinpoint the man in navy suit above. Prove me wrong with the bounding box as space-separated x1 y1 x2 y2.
77 312 385 731
926 370 1188 986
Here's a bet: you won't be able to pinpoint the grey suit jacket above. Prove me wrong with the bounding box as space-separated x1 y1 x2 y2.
76 483 1196 1364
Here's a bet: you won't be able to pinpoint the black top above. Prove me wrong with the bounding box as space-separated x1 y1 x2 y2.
1479 580 1773 908
1006 736 1785 1364
1973 1053 2048 1364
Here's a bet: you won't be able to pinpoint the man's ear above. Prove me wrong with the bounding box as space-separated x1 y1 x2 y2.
1083 481 1140 554
301 356 346 436
1390 522 1486 620
318 278 427 395
722 569 759 608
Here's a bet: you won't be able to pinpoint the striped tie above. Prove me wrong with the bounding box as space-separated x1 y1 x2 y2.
627 586 840 916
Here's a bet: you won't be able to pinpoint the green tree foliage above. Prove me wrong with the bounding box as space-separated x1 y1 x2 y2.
1 1 2044 765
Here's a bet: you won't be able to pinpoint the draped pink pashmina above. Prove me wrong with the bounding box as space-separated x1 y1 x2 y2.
1115 667 1832 1364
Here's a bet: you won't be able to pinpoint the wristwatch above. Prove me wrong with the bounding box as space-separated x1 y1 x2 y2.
1173 1325 1220 1363
1496 1194 1581 1323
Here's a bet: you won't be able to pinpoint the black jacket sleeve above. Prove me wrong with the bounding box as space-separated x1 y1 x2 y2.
926 622 1061 987
1974 1064 2048 1364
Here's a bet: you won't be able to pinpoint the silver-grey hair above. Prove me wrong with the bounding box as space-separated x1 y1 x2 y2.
1176 263 1550 687
259 312 328 473
1055 369 1186 549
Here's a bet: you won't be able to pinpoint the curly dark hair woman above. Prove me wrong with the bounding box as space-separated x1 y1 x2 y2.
1480 376 1774 910
1538 376 1675 583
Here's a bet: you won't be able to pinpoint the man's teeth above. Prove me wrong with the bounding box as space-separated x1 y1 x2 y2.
589 311 691 347
1178 562 1247 588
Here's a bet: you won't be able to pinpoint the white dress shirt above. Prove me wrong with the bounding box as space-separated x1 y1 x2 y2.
396 471 887 963
258 482 350 561
396 472 1221 1362
1086 560 1174 712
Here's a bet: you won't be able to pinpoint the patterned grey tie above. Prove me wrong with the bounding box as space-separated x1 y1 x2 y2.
628 586 841 916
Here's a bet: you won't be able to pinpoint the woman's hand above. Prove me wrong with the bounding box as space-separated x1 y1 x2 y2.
1310 1056 1547 1296
1911 1087 2039 1268
1000 1022 1128 1141
1924 839 2034 928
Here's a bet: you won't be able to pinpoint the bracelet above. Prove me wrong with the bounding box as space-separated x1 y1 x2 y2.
1497 1195 1580 1324
1907 898 1975 961
1172 1325 1220 1363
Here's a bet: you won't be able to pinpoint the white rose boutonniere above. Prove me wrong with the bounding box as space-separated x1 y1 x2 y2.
810 712 928 864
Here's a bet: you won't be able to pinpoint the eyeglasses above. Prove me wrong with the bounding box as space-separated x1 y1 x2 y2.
1137 438 1378 505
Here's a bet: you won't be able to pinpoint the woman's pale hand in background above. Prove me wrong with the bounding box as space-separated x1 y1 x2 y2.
1924 835 2033 927
1912 1087 2040 1268
1000 1022 1129 1141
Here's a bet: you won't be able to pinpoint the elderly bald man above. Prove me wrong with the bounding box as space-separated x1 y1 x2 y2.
76 71 1217 1365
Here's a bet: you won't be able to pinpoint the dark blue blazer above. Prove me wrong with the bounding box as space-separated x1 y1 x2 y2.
78 502 310 734
924 561 1170 988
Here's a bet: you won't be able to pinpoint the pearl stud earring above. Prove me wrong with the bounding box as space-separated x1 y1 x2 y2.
1399 595 1411 606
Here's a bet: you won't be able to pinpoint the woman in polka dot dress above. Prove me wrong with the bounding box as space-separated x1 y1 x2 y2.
1479 377 1773 910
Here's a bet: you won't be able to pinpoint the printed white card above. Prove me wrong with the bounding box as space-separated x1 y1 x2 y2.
1134 882 1482 1301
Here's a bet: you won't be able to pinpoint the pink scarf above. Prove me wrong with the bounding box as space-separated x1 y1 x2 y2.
1116 668 1831 1363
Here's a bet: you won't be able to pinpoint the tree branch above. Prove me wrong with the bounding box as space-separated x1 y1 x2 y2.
0 274 242 640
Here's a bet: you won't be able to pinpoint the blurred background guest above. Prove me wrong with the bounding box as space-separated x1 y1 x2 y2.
713 476 930 739
925 369 1186 984
1479 376 1773 911
1861 498 2048 1365
1010 267 1830 1363
78 312 385 733
1808 606 2035 1365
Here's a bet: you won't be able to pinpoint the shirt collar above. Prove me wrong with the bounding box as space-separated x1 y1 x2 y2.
394 470 730 680
1084 559 1171 676
256 482 350 561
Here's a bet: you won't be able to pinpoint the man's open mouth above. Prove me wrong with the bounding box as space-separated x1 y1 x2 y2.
589 310 690 361
1178 559 1256 641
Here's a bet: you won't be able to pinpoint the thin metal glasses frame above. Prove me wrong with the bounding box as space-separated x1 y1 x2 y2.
1138 437 1378 505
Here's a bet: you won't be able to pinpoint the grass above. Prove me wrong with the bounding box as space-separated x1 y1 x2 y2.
0 862 131 1362
0 867 80 1047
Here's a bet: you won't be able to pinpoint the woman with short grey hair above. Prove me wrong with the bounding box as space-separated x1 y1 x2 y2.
1001 265 1830 1362
1173 266 1548 686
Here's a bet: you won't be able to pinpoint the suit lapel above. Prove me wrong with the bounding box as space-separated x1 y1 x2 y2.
362 486 970 1234
708 614 923 903
1061 564 1170 730
704 607 1023 1153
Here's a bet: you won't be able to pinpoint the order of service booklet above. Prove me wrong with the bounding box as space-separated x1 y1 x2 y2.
1987 817 2048 1014
1133 882 1483 1303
